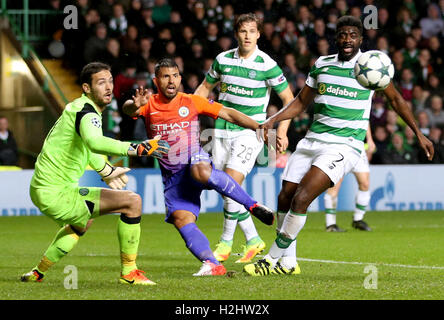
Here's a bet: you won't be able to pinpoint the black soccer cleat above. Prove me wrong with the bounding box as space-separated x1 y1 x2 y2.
352 220 372 231
326 224 347 232
249 203 275 226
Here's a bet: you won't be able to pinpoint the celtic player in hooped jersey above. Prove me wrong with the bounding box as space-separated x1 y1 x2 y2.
195 13 294 264
21 62 170 285
244 16 434 276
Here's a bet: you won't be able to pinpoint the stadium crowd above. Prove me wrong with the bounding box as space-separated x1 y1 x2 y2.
40 0 444 165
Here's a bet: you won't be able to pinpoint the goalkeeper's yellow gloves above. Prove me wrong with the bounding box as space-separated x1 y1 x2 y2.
127 135 170 158
97 163 130 190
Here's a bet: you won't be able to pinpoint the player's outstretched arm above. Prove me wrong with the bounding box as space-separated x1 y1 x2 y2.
383 82 434 161
275 86 295 152
217 106 260 131
262 85 316 131
122 86 150 117
194 78 218 98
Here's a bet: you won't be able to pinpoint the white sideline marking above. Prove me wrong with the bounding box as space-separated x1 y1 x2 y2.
233 253 444 270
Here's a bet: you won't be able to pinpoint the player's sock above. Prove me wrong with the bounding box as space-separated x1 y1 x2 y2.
353 190 371 221
324 193 337 226
206 168 256 211
276 210 295 261
280 240 297 269
238 211 259 242
41 225 80 272
267 210 307 265
118 215 141 275
220 200 240 242
179 223 220 265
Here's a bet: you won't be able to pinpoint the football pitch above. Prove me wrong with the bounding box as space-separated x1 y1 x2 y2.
1 211 444 300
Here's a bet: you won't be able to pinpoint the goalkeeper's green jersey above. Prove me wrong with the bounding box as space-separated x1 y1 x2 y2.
31 94 130 188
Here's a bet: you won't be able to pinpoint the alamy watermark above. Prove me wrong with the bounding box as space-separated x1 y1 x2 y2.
363 264 378 290
64 265 78 289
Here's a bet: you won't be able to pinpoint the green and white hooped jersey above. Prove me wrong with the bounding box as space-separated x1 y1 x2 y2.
206 46 288 137
305 51 374 154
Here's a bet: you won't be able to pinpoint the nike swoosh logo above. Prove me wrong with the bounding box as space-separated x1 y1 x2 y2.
333 153 344 163
150 111 159 115
121 278 135 284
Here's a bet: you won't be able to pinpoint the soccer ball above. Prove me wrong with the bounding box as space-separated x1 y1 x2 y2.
354 50 394 90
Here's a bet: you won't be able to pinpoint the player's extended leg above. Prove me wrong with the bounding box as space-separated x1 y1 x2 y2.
22 188 155 285
244 166 332 276
215 168 265 263
190 162 274 226
352 171 372 231
324 178 346 232
170 210 226 276
271 180 301 275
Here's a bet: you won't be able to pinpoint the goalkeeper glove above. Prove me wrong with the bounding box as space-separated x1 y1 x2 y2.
128 135 170 158
97 163 130 190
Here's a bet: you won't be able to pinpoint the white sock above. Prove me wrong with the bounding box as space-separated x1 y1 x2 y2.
238 213 259 242
220 198 241 242
324 193 337 226
276 211 296 260
353 190 370 221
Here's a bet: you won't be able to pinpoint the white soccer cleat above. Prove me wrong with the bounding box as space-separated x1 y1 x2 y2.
193 260 226 276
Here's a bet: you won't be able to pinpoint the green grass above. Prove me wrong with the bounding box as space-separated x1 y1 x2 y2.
1 211 444 300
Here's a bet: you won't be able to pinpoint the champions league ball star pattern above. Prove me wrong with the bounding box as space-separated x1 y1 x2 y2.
354 50 394 90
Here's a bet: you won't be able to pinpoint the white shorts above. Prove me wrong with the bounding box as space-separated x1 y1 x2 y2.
211 131 264 177
282 138 361 186
352 150 370 173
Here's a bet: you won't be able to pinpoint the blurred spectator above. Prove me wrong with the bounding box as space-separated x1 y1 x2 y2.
217 36 232 52
418 127 444 163
308 18 331 53
151 26 172 58
334 0 348 16
392 50 404 84
371 125 390 164
294 36 312 74
203 21 220 58
177 25 196 60
417 110 431 137
310 0 326 19
258 21 274 53
411 24 428 48
428 36 444 78
376 36 389 55
382 132 418 164
135 37 153 71
403 0 418 20
269 33 286 66
83 23 108 64
393 6 414 45
120 25 140 56
361 28 378 51
126 0 144 29
412 48 433 86
0 117 18 166
326 8 338 34
281 20 299 50
100 38 123 75
419 3 444 39
403 125 418 152
377 7 391 38
370 96 388 129
262 0 280 23
275 17 287 34
398 68 415 101
425 73 443 96
97 0 115 25
296 6 314 37
316 38 330 57
102 95 121 139
401 35 419 69
282 53 300 91
152 0 172 26
220 3 235 37
425 95 444 128
84 8 102 37
139 5 156 38
206 0 223 24
113 62 137 102
411 85 430 113
184 73 200 93
280 0 299 20
108 3 128 37
386 109 401 135
287 112 310 151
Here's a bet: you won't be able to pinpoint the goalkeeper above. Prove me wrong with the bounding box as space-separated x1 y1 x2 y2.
21 62 169 286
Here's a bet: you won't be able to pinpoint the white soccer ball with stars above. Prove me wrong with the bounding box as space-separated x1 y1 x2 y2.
354 50 394 90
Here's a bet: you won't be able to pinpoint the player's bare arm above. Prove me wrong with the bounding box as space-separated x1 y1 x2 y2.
122 86 151 117
262 85 316 131
194 78 218 98
217 106 260 131
275 86 295 152
383 82 434 160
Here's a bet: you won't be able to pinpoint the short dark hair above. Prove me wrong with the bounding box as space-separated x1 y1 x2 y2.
80 62 111 86
336 15 363 35
234 13 262 33
154 58 179 77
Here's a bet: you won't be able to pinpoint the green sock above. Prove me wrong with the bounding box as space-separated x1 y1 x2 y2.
41 225 80 272
118 215 141 275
